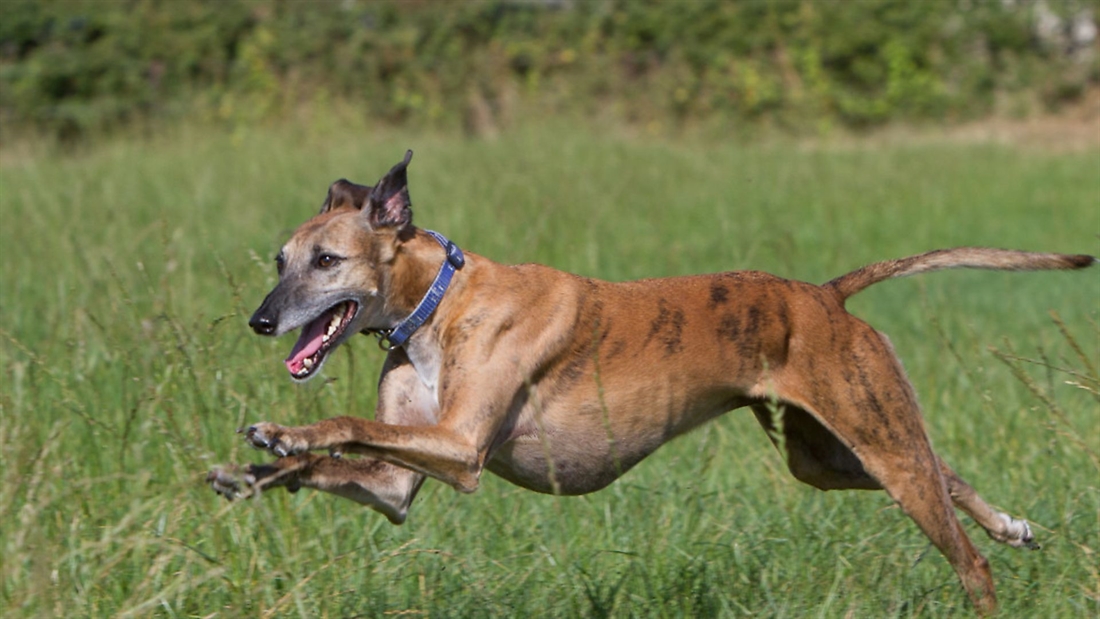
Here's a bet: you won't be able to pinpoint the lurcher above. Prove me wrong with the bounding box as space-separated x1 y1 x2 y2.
209 151 1095 614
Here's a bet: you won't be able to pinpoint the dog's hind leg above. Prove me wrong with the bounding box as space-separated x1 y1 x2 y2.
751 403 881 491
862 448 997 615
939 460 1038 549
775 326 998 614
753 403 1038 549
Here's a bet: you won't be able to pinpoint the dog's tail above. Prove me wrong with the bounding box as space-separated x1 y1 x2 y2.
825 247 1096 302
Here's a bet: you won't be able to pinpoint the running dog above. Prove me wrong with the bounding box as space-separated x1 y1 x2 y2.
208 150 1095 614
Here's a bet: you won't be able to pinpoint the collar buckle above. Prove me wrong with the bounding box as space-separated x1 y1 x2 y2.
444 239 465 269
372 329 396 351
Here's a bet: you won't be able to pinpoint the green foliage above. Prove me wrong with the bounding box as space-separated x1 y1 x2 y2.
1 0 1096 138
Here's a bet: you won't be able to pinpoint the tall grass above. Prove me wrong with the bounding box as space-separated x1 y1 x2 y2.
1 121 1097 617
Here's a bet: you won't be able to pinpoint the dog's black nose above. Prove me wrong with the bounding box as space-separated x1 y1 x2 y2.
249 313 277 336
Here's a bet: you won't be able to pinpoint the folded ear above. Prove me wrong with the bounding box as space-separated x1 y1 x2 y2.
320 179 373 214
365 150 414 229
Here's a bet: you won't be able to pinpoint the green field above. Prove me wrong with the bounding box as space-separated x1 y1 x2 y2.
1 121 1098 618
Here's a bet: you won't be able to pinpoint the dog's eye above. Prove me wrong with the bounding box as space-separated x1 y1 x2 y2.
275 253 286 275
316 254 340 269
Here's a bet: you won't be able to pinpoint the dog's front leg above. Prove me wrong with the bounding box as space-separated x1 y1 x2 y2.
207 453 425 524
207 454 311 499
211 351 441 519
242 418 483 492
242 347 501 493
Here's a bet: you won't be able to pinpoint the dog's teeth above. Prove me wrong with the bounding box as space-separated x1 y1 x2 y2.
303 358 314 370
323 306 343 342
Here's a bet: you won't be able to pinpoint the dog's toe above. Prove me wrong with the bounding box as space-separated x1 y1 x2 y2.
241 422 307 456
241 424 272 449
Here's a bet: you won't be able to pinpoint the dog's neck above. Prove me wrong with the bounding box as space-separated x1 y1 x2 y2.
379 228 465 347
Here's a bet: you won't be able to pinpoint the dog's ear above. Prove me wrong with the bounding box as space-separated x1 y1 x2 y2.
364 150 413 229
320 179 372 214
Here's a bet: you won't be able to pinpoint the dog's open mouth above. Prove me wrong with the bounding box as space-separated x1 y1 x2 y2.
285 301 358 380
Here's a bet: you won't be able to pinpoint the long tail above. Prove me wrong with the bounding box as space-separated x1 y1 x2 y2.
825 247 1096 302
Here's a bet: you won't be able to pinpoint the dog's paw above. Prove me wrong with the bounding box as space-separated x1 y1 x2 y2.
991 513 1040 550
1011 519 1040 551
239 422 309 457
206 462 301 500
206 465 255 500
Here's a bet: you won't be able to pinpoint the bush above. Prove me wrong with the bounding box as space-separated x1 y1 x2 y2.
1 0 1096 138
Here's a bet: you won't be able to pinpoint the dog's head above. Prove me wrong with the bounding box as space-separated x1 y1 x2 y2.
249 150 416 381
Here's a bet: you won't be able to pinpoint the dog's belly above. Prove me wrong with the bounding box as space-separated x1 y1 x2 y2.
485 436 629 495
484 396 748 495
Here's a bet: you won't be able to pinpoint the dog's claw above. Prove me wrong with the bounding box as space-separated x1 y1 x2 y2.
243 425 271 450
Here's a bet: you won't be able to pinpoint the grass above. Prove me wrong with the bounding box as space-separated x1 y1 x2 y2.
1 119 1098 618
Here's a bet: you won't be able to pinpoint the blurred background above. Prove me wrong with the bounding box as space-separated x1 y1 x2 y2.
2 0 1098 140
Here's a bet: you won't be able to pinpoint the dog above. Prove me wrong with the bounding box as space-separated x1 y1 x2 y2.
208 150 1095 614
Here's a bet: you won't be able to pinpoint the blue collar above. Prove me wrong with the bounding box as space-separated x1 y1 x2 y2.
375 229 464 350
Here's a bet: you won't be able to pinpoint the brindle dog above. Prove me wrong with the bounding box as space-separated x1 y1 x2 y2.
208 151 1095 614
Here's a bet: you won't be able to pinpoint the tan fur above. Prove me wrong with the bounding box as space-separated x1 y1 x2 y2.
208 155 1094 615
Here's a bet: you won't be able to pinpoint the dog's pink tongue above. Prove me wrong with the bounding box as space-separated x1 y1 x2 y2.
285 318 327 374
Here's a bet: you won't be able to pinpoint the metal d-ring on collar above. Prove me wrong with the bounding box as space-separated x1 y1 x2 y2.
373 229 465 351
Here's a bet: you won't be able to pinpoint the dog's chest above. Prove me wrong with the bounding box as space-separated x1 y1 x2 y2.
405 343 442 403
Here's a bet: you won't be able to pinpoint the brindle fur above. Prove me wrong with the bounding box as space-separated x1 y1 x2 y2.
208 152 1095 615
